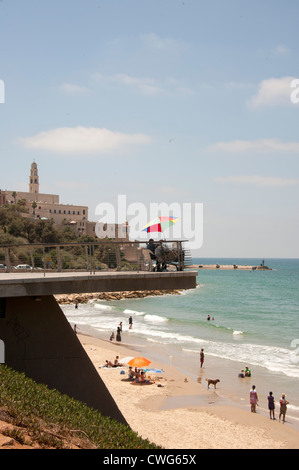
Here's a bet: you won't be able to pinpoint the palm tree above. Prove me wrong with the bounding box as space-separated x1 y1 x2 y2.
31 201 37 216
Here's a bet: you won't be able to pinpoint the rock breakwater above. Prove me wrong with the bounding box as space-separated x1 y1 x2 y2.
55 289 182 304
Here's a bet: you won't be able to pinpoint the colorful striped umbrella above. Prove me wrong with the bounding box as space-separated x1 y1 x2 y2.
142 216 179 233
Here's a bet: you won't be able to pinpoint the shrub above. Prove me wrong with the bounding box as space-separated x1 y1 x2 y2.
0 365 161 449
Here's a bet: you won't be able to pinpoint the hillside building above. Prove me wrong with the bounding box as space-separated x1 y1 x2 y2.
1 161 129 241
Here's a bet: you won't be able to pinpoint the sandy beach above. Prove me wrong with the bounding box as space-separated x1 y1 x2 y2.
78 331 299 449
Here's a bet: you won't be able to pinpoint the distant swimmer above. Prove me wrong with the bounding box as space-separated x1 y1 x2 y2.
207 315 210 321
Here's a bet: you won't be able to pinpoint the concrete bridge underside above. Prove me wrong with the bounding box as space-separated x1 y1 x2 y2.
0 271 197 426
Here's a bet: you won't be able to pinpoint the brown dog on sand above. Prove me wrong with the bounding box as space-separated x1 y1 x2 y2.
205 378 220 389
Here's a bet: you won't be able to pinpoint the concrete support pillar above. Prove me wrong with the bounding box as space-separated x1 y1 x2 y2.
0 295 127 425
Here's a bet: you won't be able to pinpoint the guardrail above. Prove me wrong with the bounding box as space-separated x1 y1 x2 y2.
0 240 192 273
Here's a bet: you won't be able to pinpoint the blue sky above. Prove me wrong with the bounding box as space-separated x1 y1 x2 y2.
1 0 299 258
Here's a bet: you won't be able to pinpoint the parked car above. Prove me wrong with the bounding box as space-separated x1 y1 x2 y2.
14 264 32 270
0 264 6 269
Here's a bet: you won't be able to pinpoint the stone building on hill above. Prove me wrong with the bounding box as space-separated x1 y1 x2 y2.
1 161 129 241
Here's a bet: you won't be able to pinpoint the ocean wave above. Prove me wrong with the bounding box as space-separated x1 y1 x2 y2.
135 326 209 345
143 314 168 323
178 285 201 295
206 342 299 379
288 404 299 413
94 303 115 311
123 309 145 316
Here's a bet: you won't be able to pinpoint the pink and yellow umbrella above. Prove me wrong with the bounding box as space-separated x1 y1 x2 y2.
142 216 179 233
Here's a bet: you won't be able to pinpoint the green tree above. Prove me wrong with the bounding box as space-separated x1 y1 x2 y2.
31 201 37 216
16 199 28 213
22 218 36 243
58 226 78 243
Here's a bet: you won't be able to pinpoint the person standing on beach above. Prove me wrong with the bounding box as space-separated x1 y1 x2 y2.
279 393 289 423
129 316 133 329
116 326 121 342
268 391 275 420
200 349 204 368
250 385 258 412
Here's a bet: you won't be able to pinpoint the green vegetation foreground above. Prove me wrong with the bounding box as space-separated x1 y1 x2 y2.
0 365 161 449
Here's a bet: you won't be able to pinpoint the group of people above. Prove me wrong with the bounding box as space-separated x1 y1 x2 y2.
109 316 133 342
104 356 125 368
249 386 290 423
238 366 251 378
104 358 154 384
128 367 154 384
147 239 169 272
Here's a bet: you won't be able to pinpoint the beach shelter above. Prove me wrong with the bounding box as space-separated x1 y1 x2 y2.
127 357 151 368
142 216 179 234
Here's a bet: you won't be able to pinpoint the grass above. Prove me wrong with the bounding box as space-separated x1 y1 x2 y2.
0 365 162 449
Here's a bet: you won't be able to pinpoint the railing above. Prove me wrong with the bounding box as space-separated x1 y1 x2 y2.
0 240 193 273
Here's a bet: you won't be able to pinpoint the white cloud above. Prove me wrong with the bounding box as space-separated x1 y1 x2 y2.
91 72 162 95
214 175 299 187
248 76 296 108
91 72 193 97
140 32 187 53
273 45 290 55
207 138 299 154
19 127 151 155
112 73 162 95
60 83 90 94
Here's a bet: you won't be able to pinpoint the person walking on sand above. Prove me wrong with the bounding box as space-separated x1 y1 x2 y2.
250 385 258 413
200 349 204 368
268 391 275 420
279 393 289 423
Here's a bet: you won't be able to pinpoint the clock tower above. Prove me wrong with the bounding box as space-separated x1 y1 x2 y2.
29 160 39 194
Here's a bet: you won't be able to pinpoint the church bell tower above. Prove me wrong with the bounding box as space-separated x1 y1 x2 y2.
29 160 39 194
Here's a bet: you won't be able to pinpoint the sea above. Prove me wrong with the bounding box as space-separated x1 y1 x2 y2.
61 258 299 429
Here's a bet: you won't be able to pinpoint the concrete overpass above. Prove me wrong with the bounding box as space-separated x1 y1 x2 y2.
0 269 197 426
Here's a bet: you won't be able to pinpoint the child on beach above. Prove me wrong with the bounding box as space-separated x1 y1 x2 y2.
200 349 204 368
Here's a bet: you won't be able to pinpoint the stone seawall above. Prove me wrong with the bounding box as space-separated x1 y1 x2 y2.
55 289 184 304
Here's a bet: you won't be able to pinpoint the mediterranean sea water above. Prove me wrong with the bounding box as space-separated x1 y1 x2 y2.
62 258 299 428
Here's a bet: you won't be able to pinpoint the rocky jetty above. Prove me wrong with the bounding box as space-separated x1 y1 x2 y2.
55 289 183 304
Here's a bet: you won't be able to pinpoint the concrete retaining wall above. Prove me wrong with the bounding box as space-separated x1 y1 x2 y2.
0 295 127 425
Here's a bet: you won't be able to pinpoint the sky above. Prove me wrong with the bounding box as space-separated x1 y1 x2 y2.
0 0 299 258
